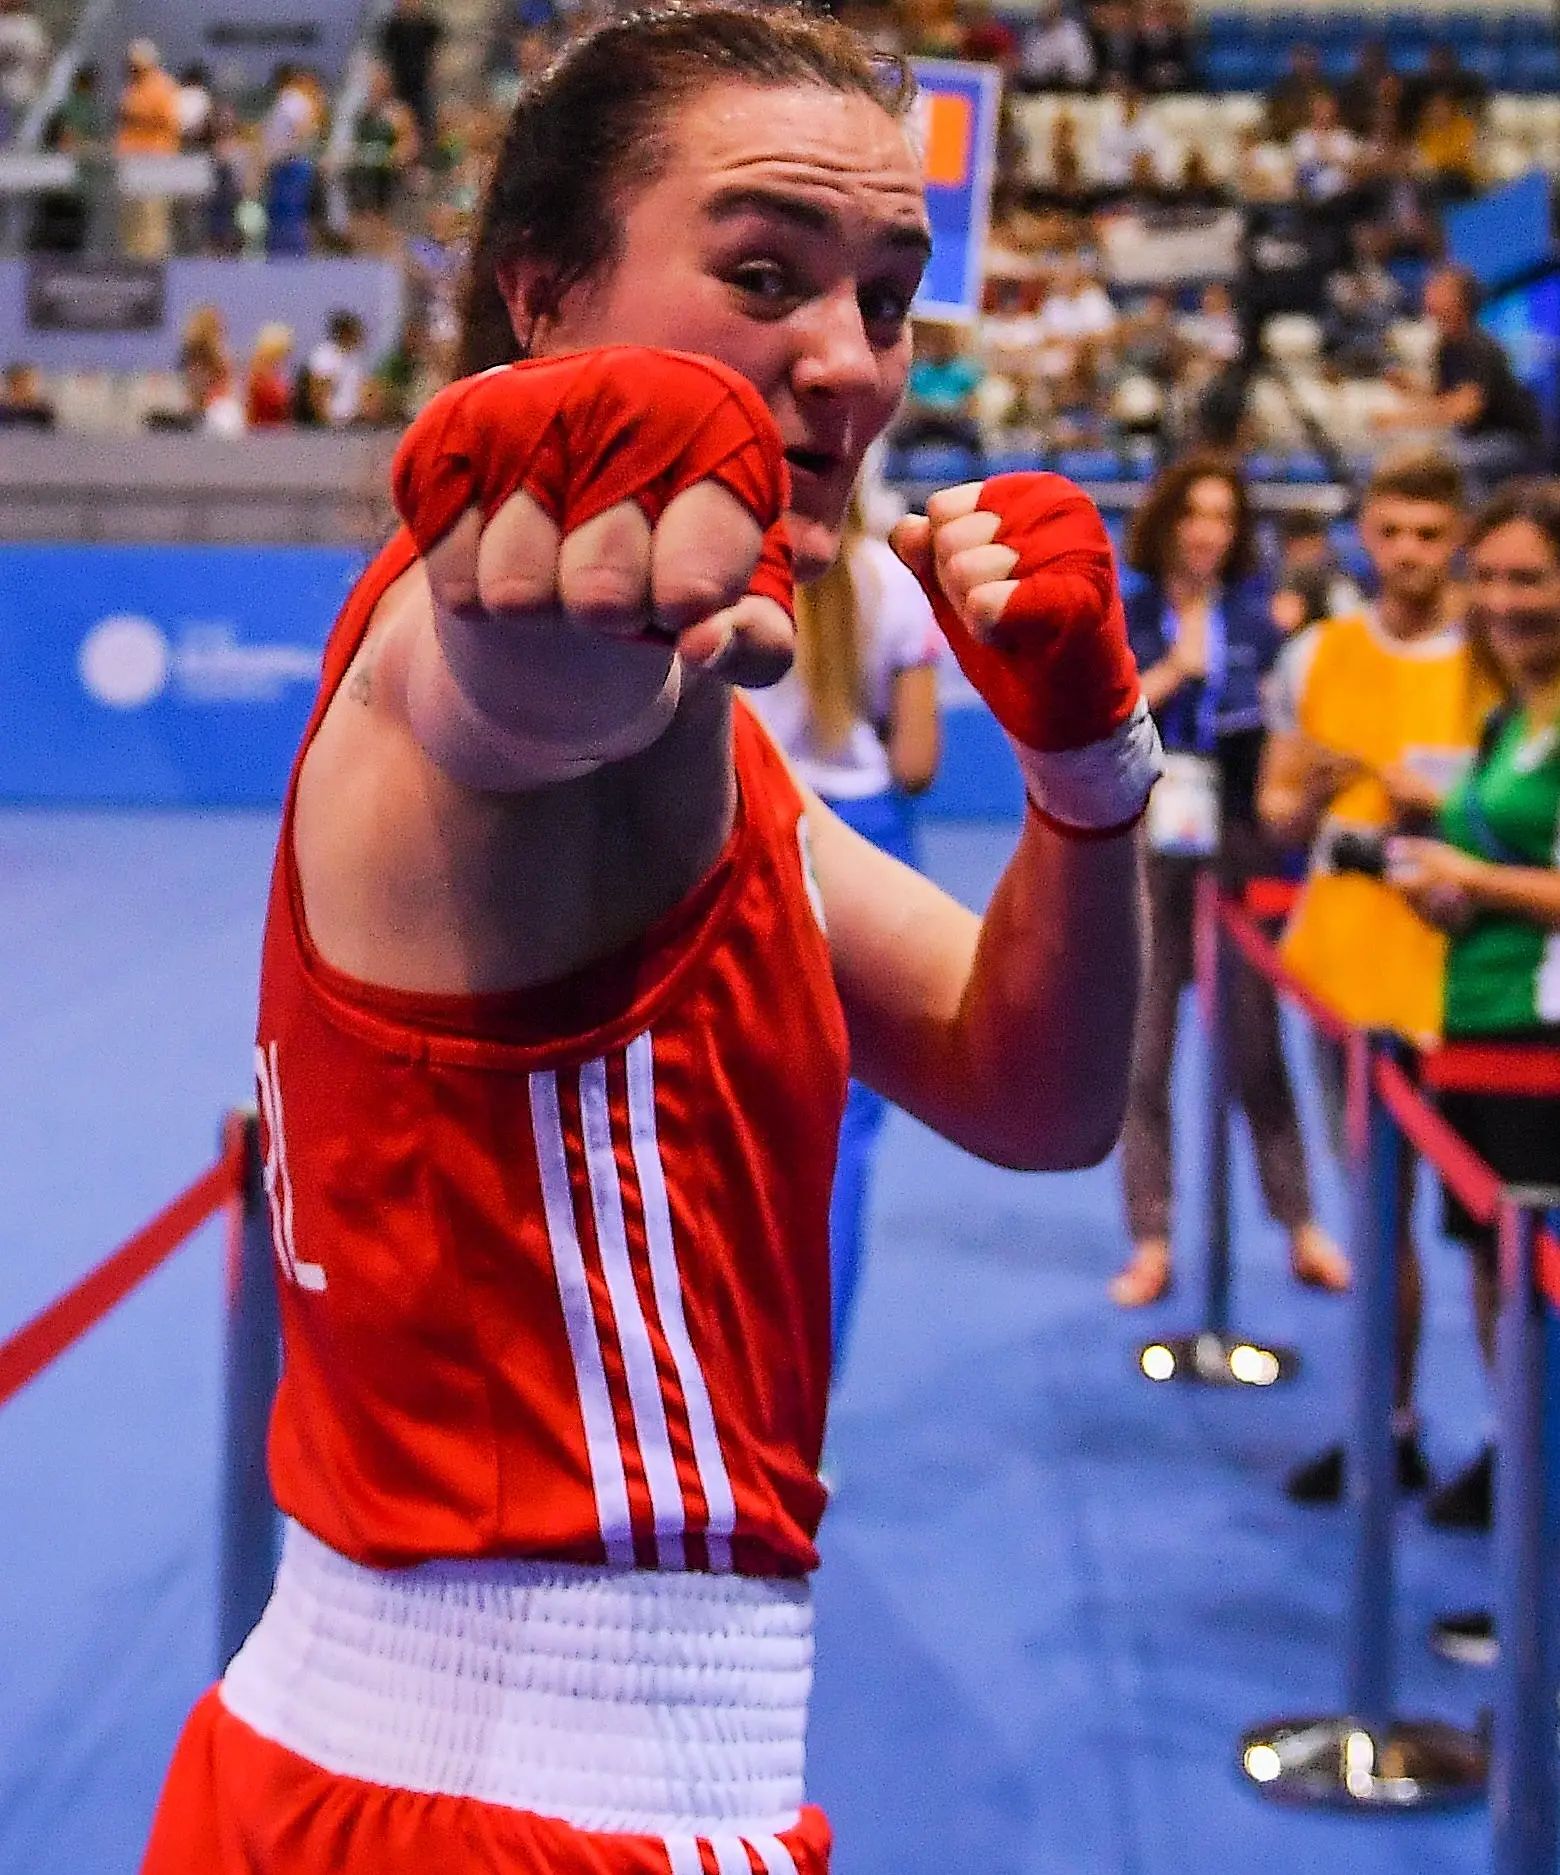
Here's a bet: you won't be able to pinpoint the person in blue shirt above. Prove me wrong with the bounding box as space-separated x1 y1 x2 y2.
1111 454 1347 1305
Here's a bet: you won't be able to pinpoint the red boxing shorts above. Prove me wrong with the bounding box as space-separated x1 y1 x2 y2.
143 1688 833 1875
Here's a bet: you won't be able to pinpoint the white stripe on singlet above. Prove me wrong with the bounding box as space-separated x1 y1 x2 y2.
529 1069 635 1568
578 1054 687 1571
626 1031 738 1572
747 1834 801 1875
710 1839 756 1875
663 1836 800 1875
663 1839 706 1875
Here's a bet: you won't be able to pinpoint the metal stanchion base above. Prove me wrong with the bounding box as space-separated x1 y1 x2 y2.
1136 1330 1300 1388
1239 1715 1487 1810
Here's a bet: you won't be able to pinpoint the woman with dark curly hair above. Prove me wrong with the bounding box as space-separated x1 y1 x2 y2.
1111 453 1346 1305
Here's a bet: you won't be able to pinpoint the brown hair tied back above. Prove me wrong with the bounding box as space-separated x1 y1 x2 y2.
455 2 915 380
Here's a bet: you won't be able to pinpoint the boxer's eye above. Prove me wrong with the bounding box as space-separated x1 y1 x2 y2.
726 260 800 315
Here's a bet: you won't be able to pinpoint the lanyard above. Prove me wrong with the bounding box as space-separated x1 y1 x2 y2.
1164 593 1228 754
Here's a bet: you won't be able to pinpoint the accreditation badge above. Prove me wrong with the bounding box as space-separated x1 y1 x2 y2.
1146 752 1221 857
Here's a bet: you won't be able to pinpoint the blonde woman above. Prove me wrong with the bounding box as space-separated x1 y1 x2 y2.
745 496 941 1375
245 322 294 427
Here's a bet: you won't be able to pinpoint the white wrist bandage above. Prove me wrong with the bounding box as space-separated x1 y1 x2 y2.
1009 697 1165 832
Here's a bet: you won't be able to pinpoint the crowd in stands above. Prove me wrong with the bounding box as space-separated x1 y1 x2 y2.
0 0 1552 469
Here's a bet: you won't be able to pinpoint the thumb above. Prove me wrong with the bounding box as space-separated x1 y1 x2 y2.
890 514 935 588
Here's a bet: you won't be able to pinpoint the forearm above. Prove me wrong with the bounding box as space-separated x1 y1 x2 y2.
844 811 1145 1171
950 812 1145 1169
1463 857 1560 928
1139 655 1188 713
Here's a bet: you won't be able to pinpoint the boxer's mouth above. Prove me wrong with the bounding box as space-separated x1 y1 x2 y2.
783 446 842 480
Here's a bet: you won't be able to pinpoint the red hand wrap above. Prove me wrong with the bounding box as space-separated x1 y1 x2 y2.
390 346 794 615
916 472 1141 753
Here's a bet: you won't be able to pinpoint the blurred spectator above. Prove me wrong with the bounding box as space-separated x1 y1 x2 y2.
1364 138 1444 264
1176 281 1242 370
1325 223 1406 375
172 64 215 254
1238 175 1334 358
178 307 244 438
381 0 444 142
0 361 54 428
1175 147 1229 210
1403 41 1488 139
245 323 295 428
303 310 370 427
893 318 984 455
1376 264 1544 488
1084 0 1139 87
367 315 440 425
1095 77 1171 194
1133 0 1190 94
115 39 181 261
261 63 325 257
31 65 102 252
489 22 558 113
957 0 1017 67
1264 43 1326 144
1113 454 1343 1308
1034 251 1117 381
346 60 420 254
1049 343 1109 449
1270 510 1364 634
0 0 47 145
176 63 213 150
1032 108 1093 211
1386 481 1560 1560
1290 92 1362 207
404 198 466 359
1015 0 1095 91
1260 447 1488 1502
1413 91 1483 207
1337 38 1393 140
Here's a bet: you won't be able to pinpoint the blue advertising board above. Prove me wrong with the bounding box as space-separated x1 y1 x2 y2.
909 58 1003 322
0 545 366 806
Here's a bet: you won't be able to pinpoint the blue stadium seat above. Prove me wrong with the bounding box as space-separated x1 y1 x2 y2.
1244 453 1285 483
1514 42 1560 90
892 444 983 484
1200 44 1267 87
984 445 1048 476
1282 451 1333 484
1053 447 1124 482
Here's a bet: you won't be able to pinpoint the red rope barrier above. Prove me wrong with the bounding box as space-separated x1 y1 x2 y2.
1540 1229 1560 1315
1419 1043 1560 1099
1216 897 1356 1046
0 1145 245 1412
1372 1054 1505 1228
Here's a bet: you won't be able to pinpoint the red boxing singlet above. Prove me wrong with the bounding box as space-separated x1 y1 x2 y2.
256 534 849 1577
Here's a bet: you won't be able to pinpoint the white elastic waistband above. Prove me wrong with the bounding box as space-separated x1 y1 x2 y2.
220 1521 813 1837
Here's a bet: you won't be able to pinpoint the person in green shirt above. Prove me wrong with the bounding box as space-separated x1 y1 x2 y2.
1387 478 1560 1558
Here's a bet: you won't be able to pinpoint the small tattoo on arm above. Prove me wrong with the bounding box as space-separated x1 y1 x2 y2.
346 655 374 705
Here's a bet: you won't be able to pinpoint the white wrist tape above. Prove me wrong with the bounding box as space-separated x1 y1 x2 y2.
1010 696 1164 831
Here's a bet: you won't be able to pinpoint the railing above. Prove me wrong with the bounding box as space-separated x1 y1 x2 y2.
0 1111 281 1670
1174 877 1560 1866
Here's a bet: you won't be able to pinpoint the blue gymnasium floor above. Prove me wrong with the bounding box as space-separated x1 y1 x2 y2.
0 813 1496 1875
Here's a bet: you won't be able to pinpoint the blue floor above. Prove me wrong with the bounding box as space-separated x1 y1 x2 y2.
0 814 1495 1874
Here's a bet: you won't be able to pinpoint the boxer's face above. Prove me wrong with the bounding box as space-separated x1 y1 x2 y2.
521 81 930 581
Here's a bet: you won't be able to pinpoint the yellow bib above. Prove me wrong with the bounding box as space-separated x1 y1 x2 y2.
1279 611 1490 1042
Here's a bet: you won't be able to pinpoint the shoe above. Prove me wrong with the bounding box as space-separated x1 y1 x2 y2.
1109 1240 1171 1308
1288 1222 1352 1293
1429 1610 1497 1668
1284 1434 1433 1504
1425 1444 1493 1532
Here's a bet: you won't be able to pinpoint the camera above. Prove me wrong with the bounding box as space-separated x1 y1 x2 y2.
1329 828 1388 878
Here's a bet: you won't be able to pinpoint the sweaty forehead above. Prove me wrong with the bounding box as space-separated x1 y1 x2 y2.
664 81 926 220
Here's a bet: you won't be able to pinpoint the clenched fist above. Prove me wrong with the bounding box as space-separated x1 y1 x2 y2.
389 347 795 785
